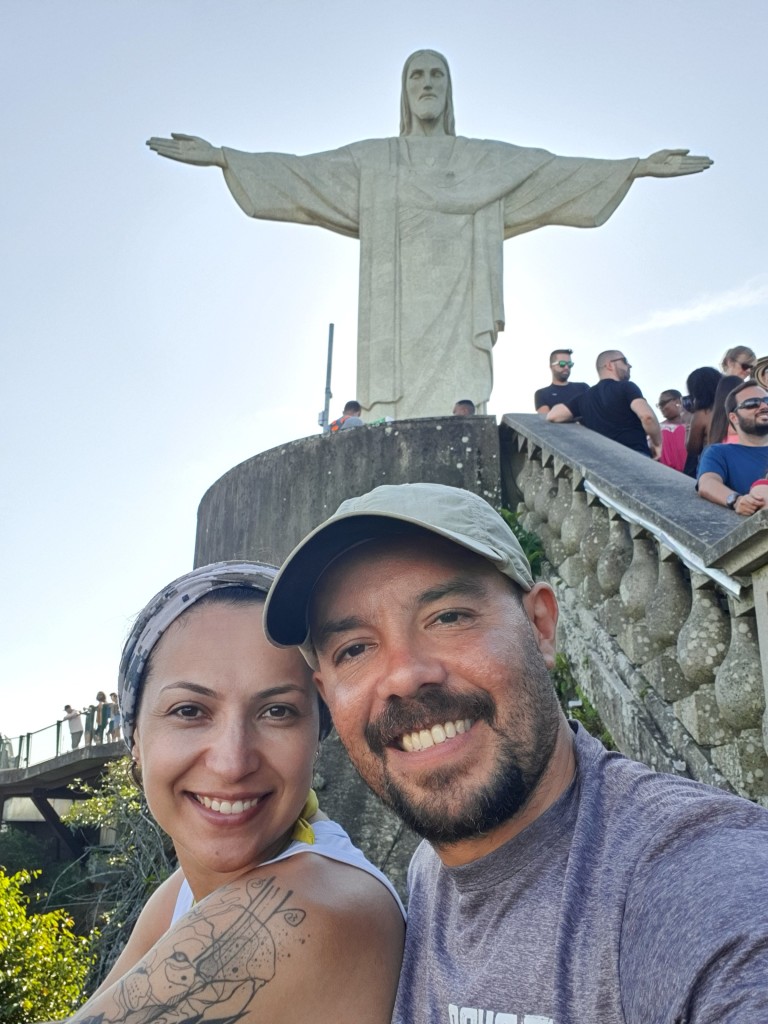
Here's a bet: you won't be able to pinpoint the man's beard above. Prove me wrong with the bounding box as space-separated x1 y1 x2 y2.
736 412 768 437
361 662 561 847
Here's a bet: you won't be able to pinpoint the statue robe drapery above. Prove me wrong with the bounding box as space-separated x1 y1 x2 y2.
222 137 637 419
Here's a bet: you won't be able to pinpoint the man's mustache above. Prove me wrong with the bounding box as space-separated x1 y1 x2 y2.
365 688 496 754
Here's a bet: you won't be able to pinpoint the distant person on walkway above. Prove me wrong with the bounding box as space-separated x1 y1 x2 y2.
656 389 689 472
547 350 661 458
108 691 122 742
685 366 722 475
698 381 768 515
83 704 96 746
94 691 109 744
329 401 365 432
63 705 84 750
721 345 756 379
534 349 589 414
452 399 476 416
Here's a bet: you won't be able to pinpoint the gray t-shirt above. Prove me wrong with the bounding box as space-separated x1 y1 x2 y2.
394 723 768 1023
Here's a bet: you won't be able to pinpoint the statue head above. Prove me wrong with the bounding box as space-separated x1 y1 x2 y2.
399 50 456 137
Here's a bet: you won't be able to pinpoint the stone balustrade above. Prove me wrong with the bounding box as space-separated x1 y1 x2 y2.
500 413 768 806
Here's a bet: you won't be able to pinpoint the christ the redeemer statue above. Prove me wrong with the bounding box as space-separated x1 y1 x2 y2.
148 50 711 420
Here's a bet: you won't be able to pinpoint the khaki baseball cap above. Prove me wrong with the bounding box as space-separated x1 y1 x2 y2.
264 482 534 652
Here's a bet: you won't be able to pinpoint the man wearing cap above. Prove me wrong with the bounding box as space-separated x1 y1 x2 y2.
265 482 768 1023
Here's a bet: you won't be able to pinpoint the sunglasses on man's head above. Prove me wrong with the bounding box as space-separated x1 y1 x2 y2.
552 360 574 368
735 396 768 411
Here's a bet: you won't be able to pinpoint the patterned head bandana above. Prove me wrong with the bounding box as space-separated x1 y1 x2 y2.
118 561 280 752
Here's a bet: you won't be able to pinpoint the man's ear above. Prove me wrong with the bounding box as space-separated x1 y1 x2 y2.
313 670 327 704
521 583 559 669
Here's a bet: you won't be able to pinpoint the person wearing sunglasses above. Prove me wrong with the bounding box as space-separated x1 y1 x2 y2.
698 381 768 515
720 345 756 380
534 349 589 414
546 350 662 459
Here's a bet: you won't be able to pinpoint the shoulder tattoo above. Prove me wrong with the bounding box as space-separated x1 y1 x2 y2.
74 875 308 1023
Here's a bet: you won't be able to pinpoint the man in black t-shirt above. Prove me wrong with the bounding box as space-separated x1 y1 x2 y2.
547 350 662 458
534 348 589 413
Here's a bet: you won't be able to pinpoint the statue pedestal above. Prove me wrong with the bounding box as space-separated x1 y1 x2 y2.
195 416 501 567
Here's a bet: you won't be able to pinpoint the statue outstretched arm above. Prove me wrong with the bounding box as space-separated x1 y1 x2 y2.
632 149 713 178
146 133 226 168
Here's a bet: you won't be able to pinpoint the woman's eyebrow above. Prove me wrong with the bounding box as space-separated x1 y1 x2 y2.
157 681 307 699
158 681 217 697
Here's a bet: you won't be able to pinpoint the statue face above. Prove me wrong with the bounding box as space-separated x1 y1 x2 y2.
405 53 448 126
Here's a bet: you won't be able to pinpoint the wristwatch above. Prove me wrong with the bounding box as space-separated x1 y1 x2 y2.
726 492 740 509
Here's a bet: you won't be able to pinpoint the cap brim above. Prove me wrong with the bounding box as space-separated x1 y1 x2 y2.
264 510 503 648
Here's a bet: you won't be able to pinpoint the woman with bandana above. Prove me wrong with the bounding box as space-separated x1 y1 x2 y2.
67 561 404 1024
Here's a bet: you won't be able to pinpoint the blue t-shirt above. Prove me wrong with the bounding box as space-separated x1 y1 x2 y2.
697 443 768 494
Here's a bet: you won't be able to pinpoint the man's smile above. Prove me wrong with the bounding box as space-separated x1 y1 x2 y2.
400 718 474 752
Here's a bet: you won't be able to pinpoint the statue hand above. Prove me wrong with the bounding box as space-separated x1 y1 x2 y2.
634 149 713 178
146 133 226 168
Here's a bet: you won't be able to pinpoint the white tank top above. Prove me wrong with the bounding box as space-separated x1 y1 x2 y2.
171 818 405 923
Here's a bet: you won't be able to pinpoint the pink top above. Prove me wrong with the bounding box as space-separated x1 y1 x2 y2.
659 423 687 472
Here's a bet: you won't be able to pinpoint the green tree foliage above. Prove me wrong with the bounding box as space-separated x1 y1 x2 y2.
552 653 616 749
0 868 93 1023
0 824 89 915
61 756 176 992
498 507 544 577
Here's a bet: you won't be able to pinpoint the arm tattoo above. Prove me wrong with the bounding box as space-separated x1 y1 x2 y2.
74 875 307 1024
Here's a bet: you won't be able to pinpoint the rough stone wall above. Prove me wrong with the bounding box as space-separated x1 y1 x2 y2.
501 413 768 806
196 416 501 567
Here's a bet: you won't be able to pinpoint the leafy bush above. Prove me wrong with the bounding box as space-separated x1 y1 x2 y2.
499 507 544 577
61 756 176 992
0 868 93 1023
0 825 89 917
552 652 615 749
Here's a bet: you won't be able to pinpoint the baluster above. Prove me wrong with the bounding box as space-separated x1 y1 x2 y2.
520 456 544 532
596 515 633 636
579 500 609 608
559 489 589 587
543 473 572 566
714 609 765 731
596 515 632 596
677 575 730 687
617 532 661 664
643 550 694 701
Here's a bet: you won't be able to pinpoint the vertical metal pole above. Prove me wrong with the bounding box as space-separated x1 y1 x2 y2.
321 323 334 432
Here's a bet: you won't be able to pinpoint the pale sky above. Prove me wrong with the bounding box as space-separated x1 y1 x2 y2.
2 0 766 739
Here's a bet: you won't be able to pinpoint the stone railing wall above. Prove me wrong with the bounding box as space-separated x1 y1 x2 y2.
500 414 768 806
